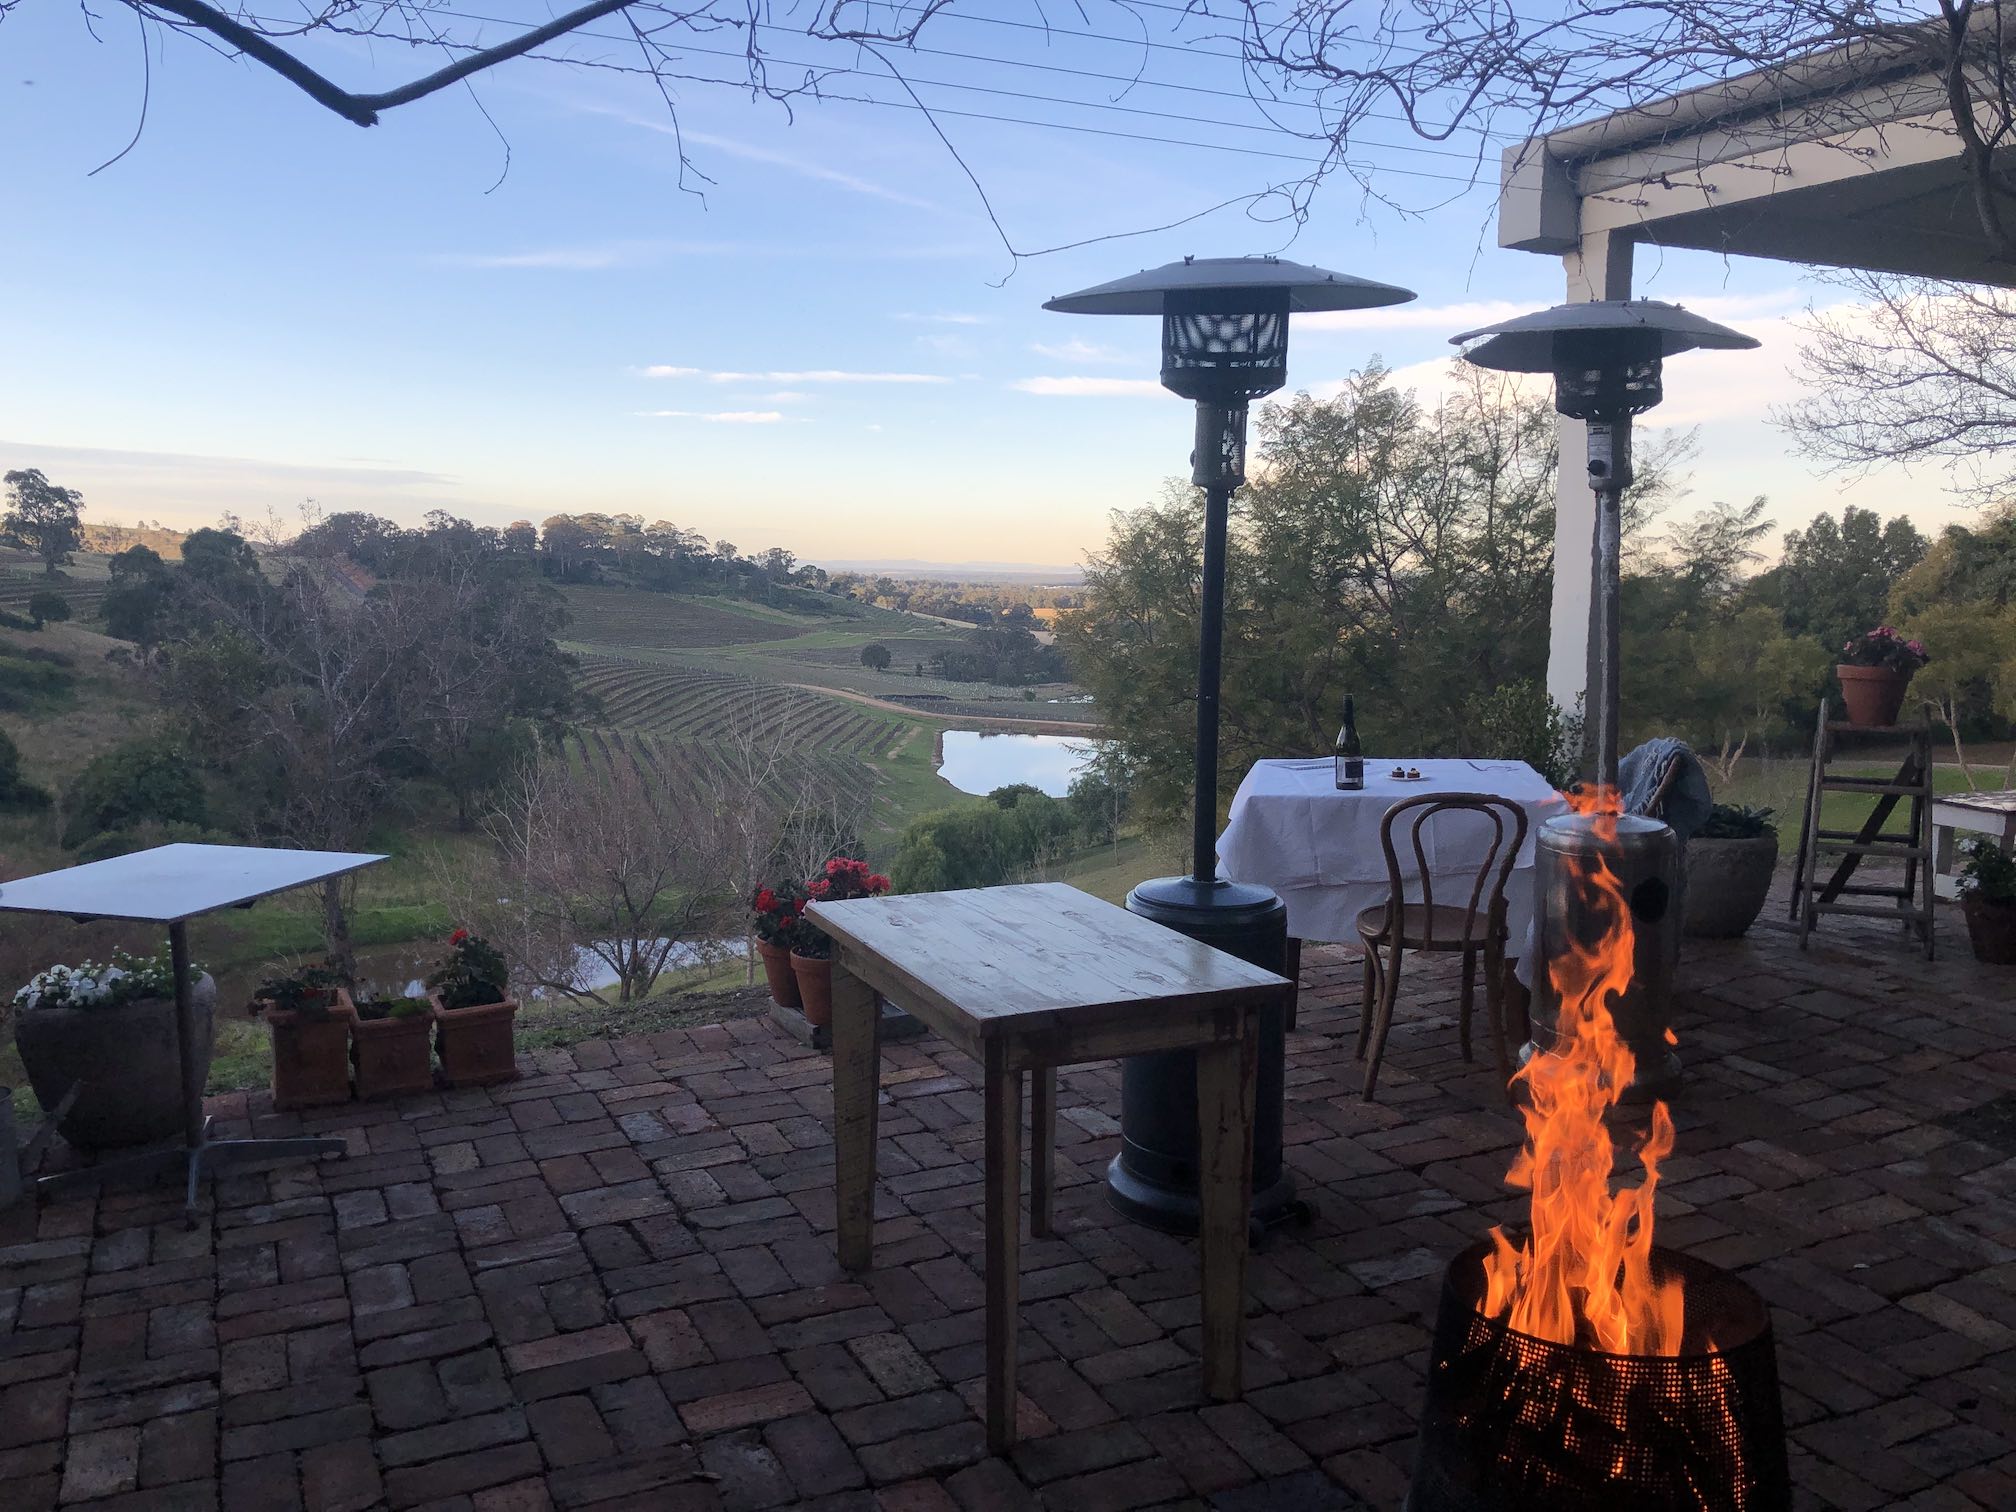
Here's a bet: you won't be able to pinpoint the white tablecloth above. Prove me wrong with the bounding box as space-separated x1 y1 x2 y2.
1218 758 1567 957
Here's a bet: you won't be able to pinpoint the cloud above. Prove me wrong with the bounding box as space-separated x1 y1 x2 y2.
638 410 789 424
640 367 951 385
895 312 989 325
1028 338 1134 365
754 391 811 404
1012 377 1169 398
1298 299 1533 334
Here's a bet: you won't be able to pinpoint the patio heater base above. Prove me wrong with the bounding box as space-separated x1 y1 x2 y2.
1107 875 1307 1238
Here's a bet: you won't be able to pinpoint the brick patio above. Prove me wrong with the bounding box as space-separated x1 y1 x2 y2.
3 882 2014 1512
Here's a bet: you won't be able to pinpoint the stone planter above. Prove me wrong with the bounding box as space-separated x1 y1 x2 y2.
344 992 436 1101
1682 833 1780 939
15 972 216 1150
790 951 833 1028
757 939 802 1009
264 993 355 1112
1961 894 2016 965
1836 664 1909 727
431 994 520 1087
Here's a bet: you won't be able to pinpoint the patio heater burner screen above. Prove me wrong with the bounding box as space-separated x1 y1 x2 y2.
1408 1240 1789 1512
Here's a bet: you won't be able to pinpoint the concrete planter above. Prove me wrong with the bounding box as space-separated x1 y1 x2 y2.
1682 834 1779 939
15 972 216 1150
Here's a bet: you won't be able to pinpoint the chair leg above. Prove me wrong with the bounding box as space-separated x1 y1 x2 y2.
1486 947 1513 1098
1362 944 1405 1101
1356 947 1379 1060
1457 950 1476 1063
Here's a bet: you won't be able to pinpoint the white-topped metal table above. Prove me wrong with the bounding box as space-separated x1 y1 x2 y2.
0 842 386 1218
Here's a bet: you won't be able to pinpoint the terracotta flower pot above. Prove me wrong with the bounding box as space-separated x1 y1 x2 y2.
430 993 520 1087
1962 894 2016 965
757 939 802 1008
1836 663 1909 727
15 972 217 1150
344 991 436 1101
790 951 833 1028
264 993 355 1111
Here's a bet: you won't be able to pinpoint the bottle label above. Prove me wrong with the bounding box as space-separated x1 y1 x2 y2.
1336 756 1364 790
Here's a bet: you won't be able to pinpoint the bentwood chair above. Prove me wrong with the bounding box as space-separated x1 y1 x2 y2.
1355 792 1530 1101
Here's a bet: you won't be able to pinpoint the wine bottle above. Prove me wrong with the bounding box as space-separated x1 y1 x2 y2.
1334 695 1365 790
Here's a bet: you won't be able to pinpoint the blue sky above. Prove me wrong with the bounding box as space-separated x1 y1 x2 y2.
0 4 1972 570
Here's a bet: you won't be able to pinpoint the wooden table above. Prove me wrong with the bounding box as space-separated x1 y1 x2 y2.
806 881 1291 1452
1932 789 2016 899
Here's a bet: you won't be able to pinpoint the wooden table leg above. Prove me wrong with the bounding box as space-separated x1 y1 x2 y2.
1194 1011 1259 1402
1030 1066 1056 1240
832 955 882 1273
984 1039 1022 1453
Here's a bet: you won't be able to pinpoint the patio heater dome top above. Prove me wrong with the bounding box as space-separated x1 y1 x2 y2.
1043 254 1417 315
1448 297 1760 372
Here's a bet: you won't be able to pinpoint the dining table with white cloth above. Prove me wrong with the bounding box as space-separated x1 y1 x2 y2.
1217 758 1568 981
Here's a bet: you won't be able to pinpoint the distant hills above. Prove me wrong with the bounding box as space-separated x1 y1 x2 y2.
820 559 1084 583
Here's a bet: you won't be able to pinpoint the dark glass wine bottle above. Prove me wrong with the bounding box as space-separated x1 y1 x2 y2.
1334 695 1364 790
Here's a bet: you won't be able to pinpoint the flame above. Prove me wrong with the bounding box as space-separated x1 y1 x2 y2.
1480 785 1689 1356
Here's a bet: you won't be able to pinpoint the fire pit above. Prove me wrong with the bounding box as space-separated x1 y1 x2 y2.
1408 1240 1789 1511
1409 792 1790 1510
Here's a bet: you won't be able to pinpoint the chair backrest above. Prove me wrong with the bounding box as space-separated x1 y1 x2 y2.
1376 792 1532 949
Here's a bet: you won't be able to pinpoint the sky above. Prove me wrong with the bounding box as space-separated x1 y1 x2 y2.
0 3 1984 572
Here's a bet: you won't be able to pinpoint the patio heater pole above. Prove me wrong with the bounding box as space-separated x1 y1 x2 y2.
1045 257 1416 1235
1587 416 1629 790
1190 405 1238 884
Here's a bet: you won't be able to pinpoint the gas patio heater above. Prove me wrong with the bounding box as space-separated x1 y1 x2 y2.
1045 255 1415 1233
1451 301 1758 1099
1450 299 1758 788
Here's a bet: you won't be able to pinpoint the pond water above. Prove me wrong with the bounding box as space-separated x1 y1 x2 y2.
938 731 1096 799
348 937 744 1000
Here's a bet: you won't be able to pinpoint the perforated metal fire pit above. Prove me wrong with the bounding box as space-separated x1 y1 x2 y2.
1407 1240 1790 1512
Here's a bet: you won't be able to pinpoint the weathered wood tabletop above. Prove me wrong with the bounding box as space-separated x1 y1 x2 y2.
805 881 1291 1452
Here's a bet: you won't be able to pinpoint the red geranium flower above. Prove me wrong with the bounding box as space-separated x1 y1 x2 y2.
868 874 891 893
449 928 469 945
753 888 778 914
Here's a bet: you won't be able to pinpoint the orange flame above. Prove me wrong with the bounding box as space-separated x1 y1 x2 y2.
1480 785 1688 1355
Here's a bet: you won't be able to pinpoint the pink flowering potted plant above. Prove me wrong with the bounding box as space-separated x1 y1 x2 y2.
1836 627 1929 727
790 859 891 1027
750 881 807 1008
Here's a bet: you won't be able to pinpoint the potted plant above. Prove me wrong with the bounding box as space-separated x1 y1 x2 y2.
344 985 435 1100
1836 627 1929 727
750 882 807 1008
255 962 353 1111
427 929 519 1086
1956 838 2016 964
12 948 215 1149
791 859 891 1028
1682 804 1779 939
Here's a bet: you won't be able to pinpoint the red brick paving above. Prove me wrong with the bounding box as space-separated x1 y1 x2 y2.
3 883 2015 1509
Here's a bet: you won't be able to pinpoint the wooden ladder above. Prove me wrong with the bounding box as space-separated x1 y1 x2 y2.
1790 699 1936 959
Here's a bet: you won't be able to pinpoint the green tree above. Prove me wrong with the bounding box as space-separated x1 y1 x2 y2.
1061 366 1594 825
1760 506 1928 657
61 738 208 848
0 728 50 811
860 643 892 671
101 545 174 655
2 469 85 575
25 591 69 629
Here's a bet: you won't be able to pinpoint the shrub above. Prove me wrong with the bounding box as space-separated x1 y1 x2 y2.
26 591 69 628
428 928 510 1009
71 820 235 863
0 728 49 811
61 737 208 849
0 650 76 710
1465 681 1585 792
1958 838 2016 907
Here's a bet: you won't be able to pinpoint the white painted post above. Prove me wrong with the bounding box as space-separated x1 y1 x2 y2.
1545 230 1634 725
